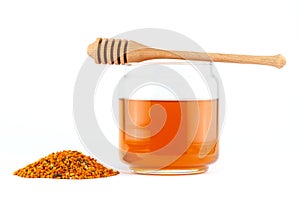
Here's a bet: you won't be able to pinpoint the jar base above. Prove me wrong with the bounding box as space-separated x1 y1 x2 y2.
131 166 208 175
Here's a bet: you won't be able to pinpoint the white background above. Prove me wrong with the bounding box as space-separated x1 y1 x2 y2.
1 0 299 199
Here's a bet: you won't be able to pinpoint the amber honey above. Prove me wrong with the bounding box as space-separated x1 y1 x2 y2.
119 99 218 174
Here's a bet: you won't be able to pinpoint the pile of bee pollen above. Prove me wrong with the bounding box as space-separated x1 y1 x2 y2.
14 150 119 179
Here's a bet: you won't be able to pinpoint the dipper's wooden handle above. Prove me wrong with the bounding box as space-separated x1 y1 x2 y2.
87 38 286 68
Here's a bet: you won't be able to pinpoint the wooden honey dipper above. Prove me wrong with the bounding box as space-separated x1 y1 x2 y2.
87 38 286 68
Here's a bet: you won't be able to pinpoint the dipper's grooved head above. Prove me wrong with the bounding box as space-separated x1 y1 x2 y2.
87 38 130 65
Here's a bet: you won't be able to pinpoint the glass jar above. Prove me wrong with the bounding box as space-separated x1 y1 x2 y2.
118 59 222 175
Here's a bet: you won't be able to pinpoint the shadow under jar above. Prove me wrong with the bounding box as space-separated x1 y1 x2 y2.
119 60 221 175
